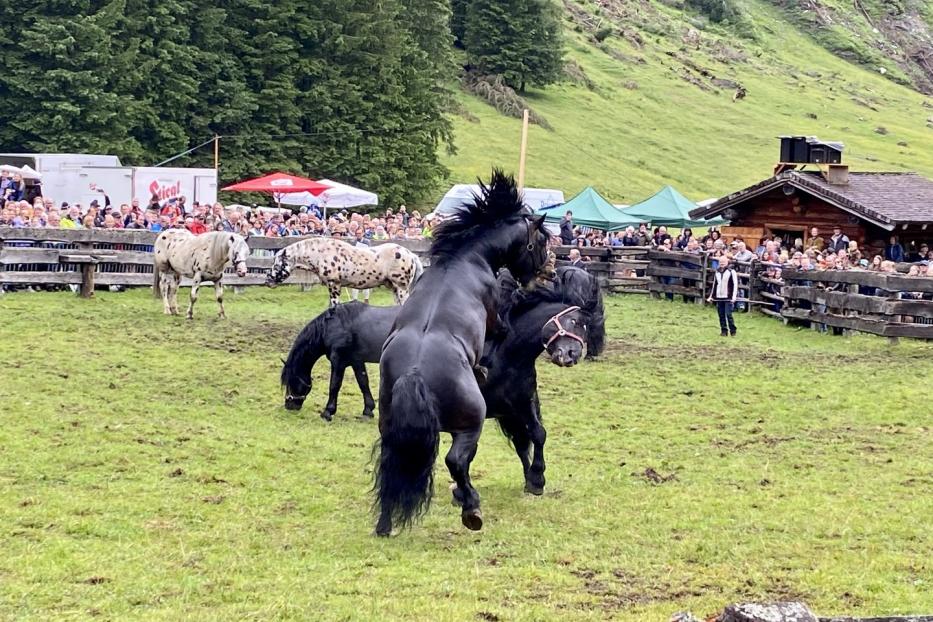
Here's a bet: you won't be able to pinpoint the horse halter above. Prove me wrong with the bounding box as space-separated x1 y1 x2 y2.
543 306 586 349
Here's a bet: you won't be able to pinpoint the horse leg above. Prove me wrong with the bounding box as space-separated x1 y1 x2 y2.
215 279 226 319
362 288 371 304
160 272 174 314
328 284 341 307
445 429 484 530
186 276 200 320
168 274 181 315
321 356 346 421
525 393 547 495
393 286 405 305
351 362 376 418
498 414 533 486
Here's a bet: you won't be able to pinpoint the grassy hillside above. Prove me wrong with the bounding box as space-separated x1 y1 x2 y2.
441 0 933 206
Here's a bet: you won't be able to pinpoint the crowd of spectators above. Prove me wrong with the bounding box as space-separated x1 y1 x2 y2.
561 217 933 275
0 177 435 241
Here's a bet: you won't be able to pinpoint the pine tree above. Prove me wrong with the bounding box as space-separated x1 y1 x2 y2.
451 0 469 47
0 0 454 204
0 0 143 157
464 0 564 92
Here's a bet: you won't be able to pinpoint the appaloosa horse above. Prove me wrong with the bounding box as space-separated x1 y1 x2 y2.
154 230 250 319
265 238 422 306
373 170 550 536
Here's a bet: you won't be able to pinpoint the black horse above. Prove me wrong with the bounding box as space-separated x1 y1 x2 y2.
280 302 397 419
374 170 550 535
554 266 605 359
279 268 601 421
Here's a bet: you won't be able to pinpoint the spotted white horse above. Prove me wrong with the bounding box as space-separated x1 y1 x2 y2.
154 230 251 319
265 238 423 306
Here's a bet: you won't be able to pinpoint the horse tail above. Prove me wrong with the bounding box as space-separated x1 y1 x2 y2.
373 370 440 530
586 289 606 359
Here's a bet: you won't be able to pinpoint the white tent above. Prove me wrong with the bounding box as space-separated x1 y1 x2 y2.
0 164 42 179
278 178 378 210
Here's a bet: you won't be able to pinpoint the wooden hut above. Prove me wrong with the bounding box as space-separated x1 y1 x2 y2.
689 169 933 256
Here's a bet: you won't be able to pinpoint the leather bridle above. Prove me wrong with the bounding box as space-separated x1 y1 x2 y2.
543 306 586 349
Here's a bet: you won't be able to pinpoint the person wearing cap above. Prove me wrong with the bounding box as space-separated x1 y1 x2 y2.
708 255 739 337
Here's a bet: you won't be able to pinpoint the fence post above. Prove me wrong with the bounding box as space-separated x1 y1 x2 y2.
77 241 95 298
700 253 709 305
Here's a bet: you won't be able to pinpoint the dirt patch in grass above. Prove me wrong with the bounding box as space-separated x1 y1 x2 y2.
569 567 703 611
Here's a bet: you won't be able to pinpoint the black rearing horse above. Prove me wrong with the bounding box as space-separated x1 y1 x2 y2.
374 170 550 536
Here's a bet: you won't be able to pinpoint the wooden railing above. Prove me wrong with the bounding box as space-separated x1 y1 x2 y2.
4 228 931 340
776 269 933 340
551 246 651 293
0 227 430 291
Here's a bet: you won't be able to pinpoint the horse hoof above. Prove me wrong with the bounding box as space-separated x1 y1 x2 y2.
360 411 375 419
320 411 334 422
524 482 545 496
461 508 483 531
374 527 392 537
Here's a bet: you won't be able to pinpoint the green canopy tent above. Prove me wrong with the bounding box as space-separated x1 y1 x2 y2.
537 186 645 231
621 185 728 228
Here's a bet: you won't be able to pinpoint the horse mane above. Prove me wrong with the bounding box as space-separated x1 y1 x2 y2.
431 169 530 259
281 310 329 390
208 231 236 266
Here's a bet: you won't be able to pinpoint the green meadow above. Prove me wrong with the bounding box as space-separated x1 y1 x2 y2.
1 287 930 620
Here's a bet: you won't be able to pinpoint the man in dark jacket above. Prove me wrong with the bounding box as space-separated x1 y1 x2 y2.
707 255 739 336
827 226 849 253
559 211 573 245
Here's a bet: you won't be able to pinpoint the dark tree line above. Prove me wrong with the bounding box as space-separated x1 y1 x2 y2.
0 0 453 206
453 0 564 92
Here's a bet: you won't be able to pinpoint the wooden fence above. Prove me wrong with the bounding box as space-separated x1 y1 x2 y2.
551 246 651 294
3 228 931 340
0 228 429 293
757 268 933 341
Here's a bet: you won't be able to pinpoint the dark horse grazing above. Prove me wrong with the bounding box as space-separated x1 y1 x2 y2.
280 302 398 419
374 170 550 536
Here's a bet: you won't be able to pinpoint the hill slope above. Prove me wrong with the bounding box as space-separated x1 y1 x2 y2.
441 0 933 206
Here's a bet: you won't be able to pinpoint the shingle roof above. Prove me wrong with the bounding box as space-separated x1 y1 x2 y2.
689 171 933 230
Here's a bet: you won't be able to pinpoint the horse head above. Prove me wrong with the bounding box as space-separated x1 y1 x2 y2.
541 305 587 367
229 235 250 277
266 248 291 287
281 355 311 411
509 213 551 287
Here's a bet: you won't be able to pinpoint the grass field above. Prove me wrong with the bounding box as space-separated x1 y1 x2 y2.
1 287 931 621
440 0 933 206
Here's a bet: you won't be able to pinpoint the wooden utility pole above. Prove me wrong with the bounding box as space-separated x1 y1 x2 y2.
214 135 220 171
517 109 529 190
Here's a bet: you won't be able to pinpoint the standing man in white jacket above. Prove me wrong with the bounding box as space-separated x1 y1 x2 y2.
708 255 739 337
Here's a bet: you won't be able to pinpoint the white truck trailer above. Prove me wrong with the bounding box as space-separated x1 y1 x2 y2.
0 153 217 209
